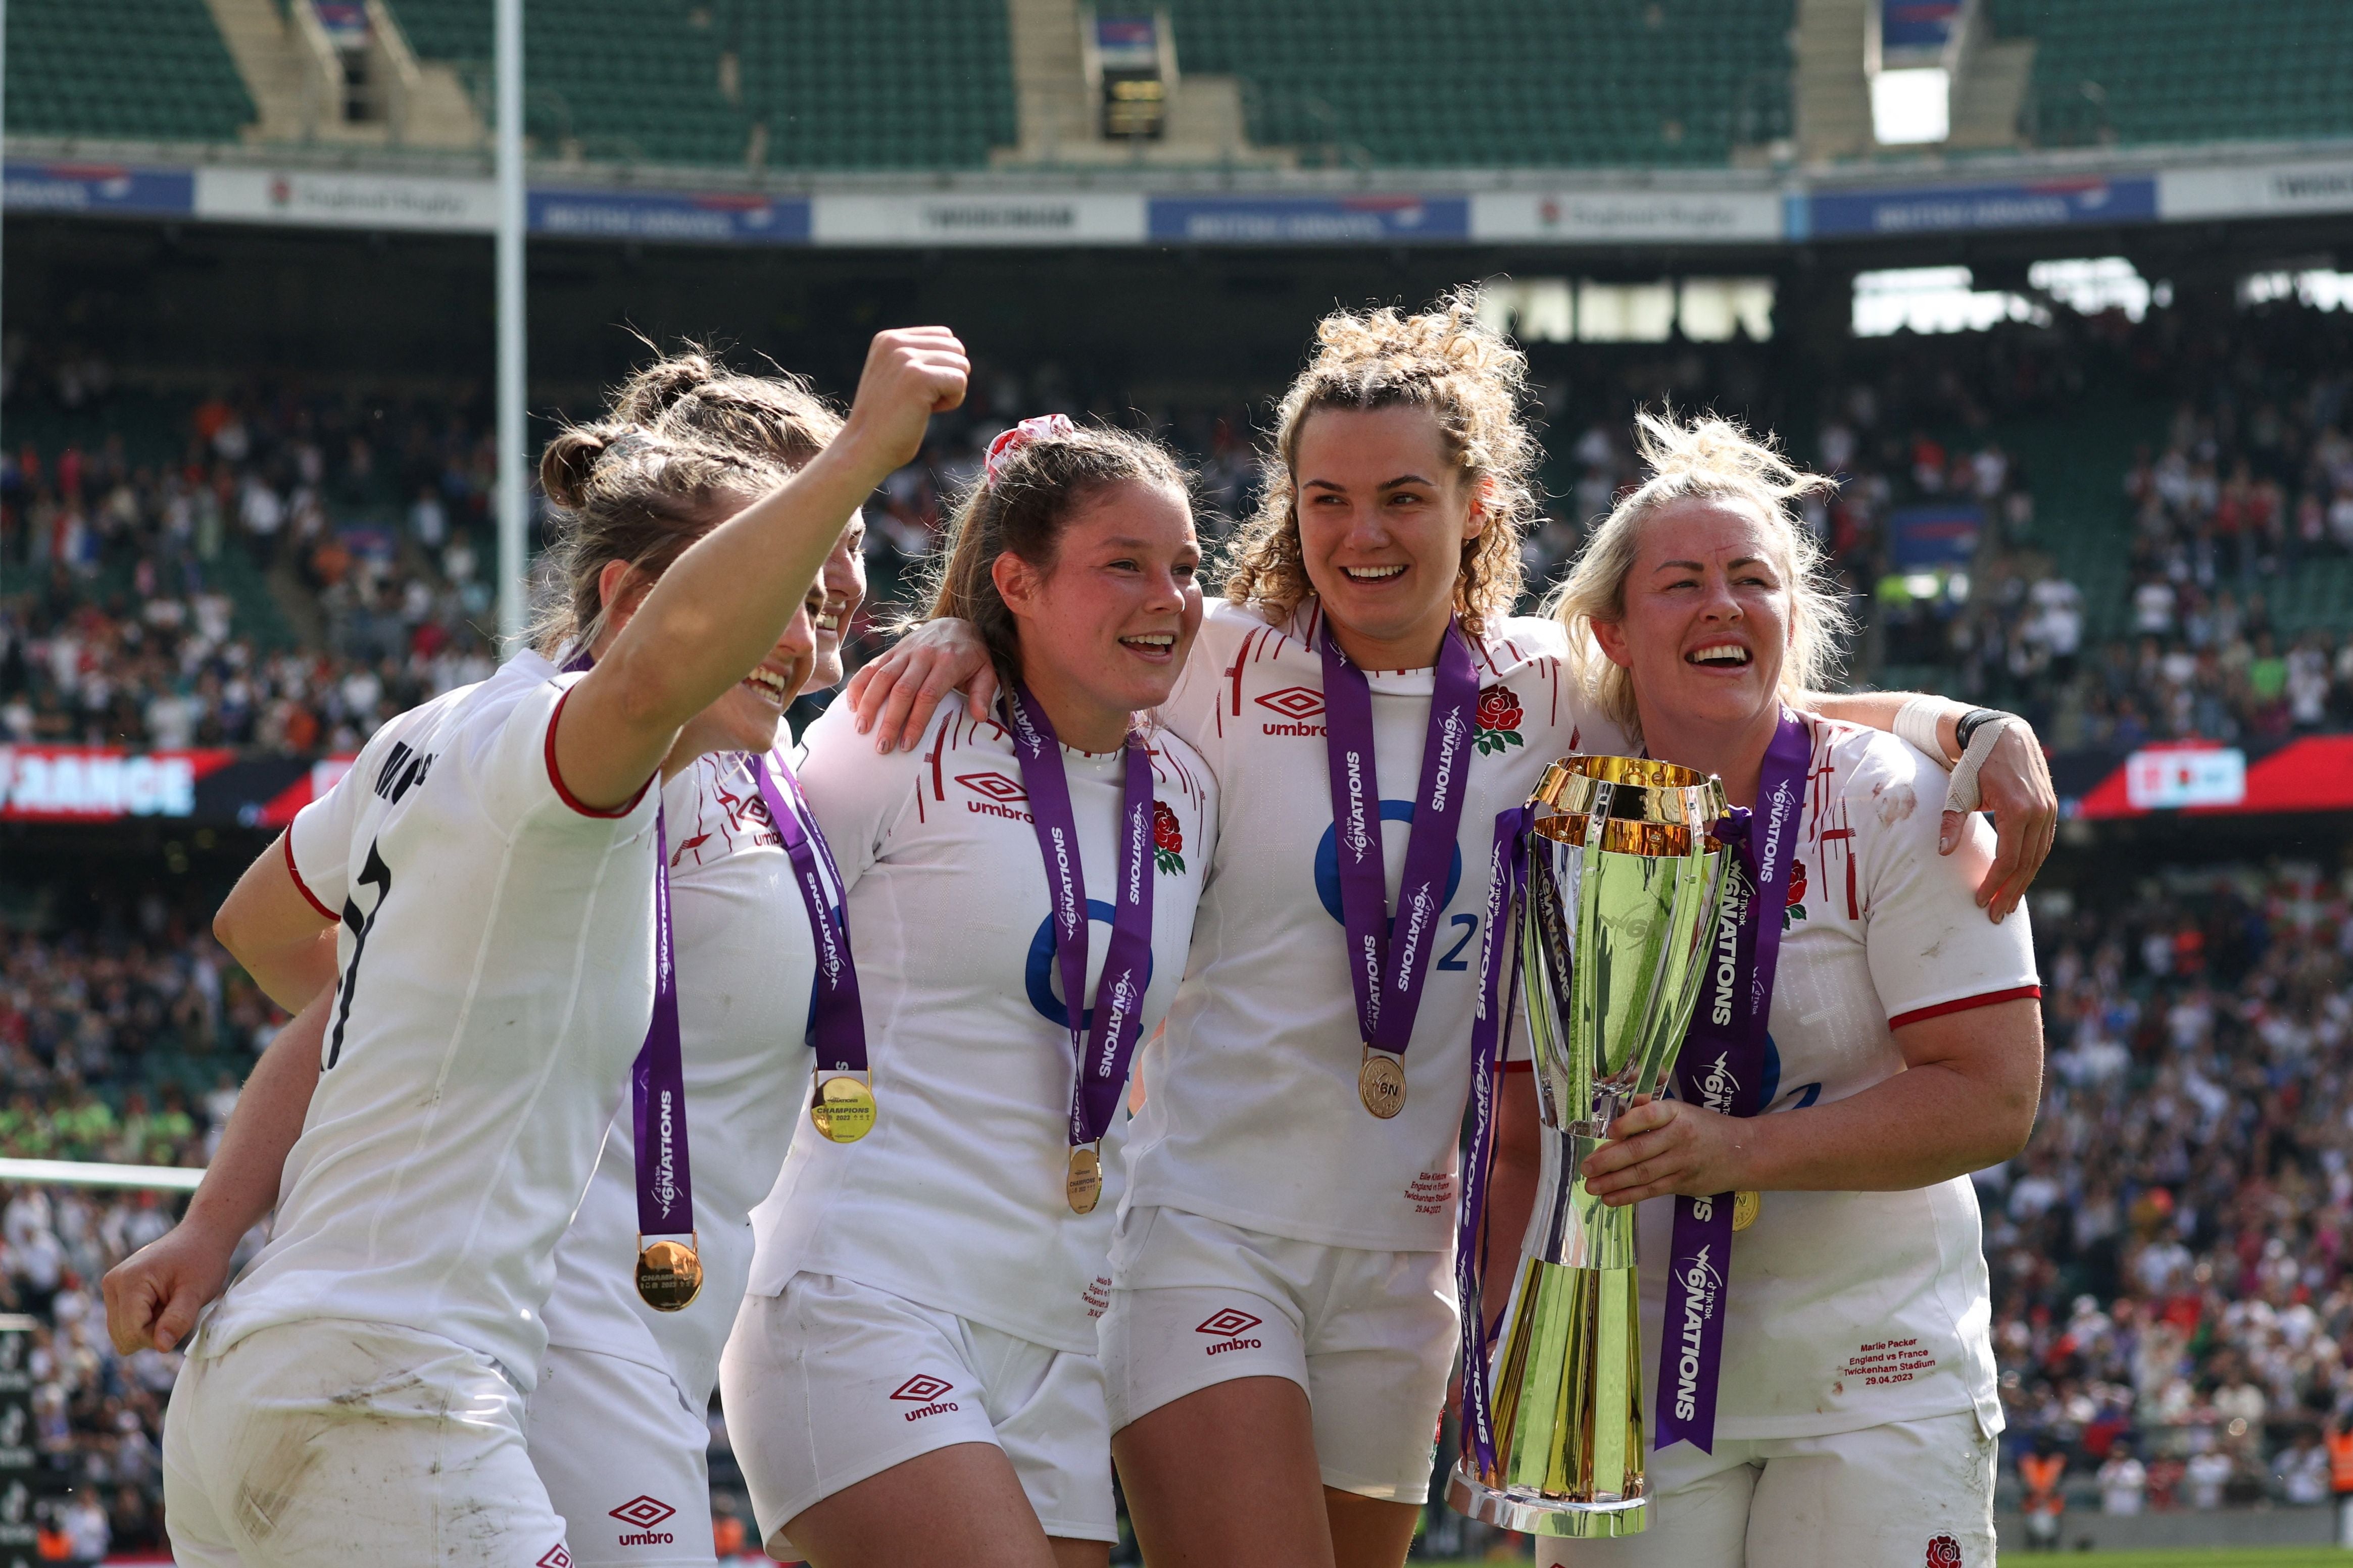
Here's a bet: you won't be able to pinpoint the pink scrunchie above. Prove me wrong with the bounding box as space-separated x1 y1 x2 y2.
982 414 1077 489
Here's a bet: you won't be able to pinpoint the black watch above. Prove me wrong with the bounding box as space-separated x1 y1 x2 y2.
1954 707 2007 754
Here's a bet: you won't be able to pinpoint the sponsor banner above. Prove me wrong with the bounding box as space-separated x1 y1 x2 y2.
813 191 1145 245
0 746 359 826
1148 193 1469 244
4 161 194 218
1798 175 2158 239
1888 503 1983 570
2160 159 2353 222
2071 735 2353 820
1470 188 1782 243
195 167 497 231
530 186 811 244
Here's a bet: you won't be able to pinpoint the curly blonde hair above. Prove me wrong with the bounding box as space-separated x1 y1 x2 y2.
1223 289 1539 640
1545 409 1850 746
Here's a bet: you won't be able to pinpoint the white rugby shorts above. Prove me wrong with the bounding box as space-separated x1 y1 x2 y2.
525 1345 714 1567
717 1273 1116 1558
163 1318 571 1568
1099 1204 1455 1503
1537 1409 1997 1568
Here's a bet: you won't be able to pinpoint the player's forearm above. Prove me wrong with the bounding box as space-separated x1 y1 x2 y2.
1481 1077 1543 1335
180 992 329 1243
1807 690 1960 765
570 440 891 794
1733 1059 2036 1193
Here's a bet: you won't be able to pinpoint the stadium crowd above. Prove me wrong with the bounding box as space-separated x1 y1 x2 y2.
2 295 2351 1549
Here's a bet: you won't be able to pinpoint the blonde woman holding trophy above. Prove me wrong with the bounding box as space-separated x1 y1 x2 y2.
1525 412 2044 1567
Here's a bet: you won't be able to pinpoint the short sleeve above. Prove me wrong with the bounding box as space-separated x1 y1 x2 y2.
792 697 927 890
458 671 655 837
285 747 376 920
1856 742 2040 1028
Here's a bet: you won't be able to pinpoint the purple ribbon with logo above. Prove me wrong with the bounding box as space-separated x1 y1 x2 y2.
1003 686 1158 1150
750 755 867 1073
1318 618 1480 1062
1654 707 1811 1452
1454 802 1533 1475
557 644 696 1240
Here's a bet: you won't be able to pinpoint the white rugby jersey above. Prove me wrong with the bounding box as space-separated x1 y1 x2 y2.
539 746 825 1408
203 650 660 1389
746 698 1216 1354
1634 717 2037 1440
1121 599 1626 1253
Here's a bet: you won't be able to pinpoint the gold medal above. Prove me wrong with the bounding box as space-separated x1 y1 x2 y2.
1066 1145 1103 1215
809 1072 877 1144
1731 1190 1761 1231
635 1235 703 1312
1358 1048 1406 1120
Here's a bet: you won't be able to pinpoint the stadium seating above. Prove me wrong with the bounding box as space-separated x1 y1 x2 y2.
385 0 1017 169
1992 0 2353 148
1158 0 1795 167
4 0 256 143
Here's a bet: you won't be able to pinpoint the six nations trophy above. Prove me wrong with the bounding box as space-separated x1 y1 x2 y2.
1449 754 1731 1537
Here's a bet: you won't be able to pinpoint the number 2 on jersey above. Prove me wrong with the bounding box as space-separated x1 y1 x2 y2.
325 840 391 1069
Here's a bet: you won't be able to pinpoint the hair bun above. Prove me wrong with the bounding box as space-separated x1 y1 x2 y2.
538 423 623 509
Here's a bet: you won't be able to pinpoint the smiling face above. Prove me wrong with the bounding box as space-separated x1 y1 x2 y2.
1590 495 1792 739
993 477 1202 745
808 510 868 692
1292 404 1486 668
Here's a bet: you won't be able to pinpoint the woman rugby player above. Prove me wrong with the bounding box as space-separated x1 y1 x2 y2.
106 329 965 1567
719 418 1216 1568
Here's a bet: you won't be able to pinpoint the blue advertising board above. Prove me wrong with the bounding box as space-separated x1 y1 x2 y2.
1880 0 1961 53
529 188 812 245
1148 194 1469 244
4 162 194 219
1889 503 1984 570
1799 176 2158 238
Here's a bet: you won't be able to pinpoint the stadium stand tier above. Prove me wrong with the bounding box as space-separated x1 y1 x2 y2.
3 0 255 144
1159 0 1794 166
386 0 1016 169
1993 0 2353 150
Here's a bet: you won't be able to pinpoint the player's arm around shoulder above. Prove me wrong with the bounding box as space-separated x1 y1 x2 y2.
792 693 951 886
1851 729 2044 1168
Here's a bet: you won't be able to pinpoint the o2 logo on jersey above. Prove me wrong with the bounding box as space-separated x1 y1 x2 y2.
1026 901 1157 1027
1311 801 1476 971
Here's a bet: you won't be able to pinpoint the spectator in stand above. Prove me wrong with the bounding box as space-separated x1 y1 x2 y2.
2099 1443 2147 1515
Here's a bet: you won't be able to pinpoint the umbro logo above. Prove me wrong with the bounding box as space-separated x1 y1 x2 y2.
1196 1307 1267 1355
956 771 1027 802
1256 687 1325 720
536 1549 572 1568
891 1373 960 1422
608 1497 675 1529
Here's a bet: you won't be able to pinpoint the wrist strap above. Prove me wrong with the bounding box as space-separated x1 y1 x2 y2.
1893 695 1948 761
1955 707 2007 754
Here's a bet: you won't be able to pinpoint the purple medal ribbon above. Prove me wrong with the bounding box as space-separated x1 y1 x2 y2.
1453 802 1533 1476
750 755 867 1073
1003 686 1157 1151
632 808 693 1237
559 644 696 1242
1318 618 1481 1062
1654 707 1812 1452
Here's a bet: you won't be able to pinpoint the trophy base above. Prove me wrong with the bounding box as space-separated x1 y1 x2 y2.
1447 1464 1647 1538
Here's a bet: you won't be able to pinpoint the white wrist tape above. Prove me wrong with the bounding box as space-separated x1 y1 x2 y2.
1945 714 2018 815
1893 696 1949 763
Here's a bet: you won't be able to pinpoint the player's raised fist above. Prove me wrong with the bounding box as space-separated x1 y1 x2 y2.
838 327 969 479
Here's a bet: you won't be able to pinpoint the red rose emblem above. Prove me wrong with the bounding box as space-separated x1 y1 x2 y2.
1152 800 1183 855
1925 1536 1964 1568
1786 858 1807 906
1476 684 1523 734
